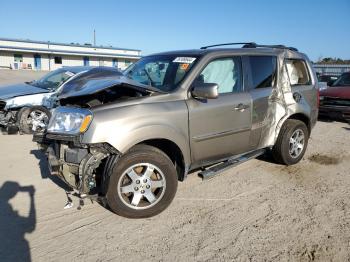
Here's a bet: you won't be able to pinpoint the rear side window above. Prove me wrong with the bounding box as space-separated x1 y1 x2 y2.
285 59 311 86
247 56 277 89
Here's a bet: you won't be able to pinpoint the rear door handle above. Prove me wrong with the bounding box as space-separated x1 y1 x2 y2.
234 103 249 111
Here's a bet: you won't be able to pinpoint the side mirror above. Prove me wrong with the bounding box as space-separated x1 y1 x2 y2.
191 83 219 99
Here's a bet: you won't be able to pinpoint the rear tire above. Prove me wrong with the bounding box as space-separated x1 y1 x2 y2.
272 119 309 165
106 144 178 218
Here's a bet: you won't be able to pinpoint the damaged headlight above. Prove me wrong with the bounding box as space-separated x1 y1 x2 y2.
47 107 93 134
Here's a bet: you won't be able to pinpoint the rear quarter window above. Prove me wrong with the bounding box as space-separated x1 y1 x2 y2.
285 59 311 86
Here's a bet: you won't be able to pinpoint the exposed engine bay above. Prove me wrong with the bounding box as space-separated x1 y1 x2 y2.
60 84 152 108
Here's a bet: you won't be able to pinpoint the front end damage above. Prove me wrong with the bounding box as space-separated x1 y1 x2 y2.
34 133 119 199
0 100 19 133
33 75 158 200
0 93 54 133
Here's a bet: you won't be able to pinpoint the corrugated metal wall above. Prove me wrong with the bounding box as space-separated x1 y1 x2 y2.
313 64 350 76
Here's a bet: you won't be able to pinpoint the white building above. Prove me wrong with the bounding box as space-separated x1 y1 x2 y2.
0 37 141 71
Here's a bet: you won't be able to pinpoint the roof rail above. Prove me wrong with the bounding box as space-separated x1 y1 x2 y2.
200 42 298 51
242 43 298 51
200 42 256 49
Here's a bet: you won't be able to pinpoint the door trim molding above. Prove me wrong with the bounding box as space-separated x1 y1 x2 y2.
193 126 251 142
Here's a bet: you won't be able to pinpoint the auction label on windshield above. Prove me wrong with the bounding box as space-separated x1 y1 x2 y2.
173 57 196 63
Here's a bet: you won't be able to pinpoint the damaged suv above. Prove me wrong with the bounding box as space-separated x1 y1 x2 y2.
36 43 318 218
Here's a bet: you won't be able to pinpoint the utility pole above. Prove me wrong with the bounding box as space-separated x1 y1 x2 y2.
48 41 51 71
93 29 96 46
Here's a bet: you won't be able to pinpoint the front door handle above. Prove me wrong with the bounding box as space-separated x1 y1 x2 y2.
234 103 249 111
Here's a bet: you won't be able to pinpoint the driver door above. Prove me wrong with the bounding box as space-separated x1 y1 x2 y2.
186 56 252 166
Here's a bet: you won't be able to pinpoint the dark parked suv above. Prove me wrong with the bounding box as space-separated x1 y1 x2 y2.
36 43 318 218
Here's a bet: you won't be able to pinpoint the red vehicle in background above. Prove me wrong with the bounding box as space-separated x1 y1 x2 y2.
319 72 350 122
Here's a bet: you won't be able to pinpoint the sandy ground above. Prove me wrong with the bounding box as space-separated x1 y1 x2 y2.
0 70 350 261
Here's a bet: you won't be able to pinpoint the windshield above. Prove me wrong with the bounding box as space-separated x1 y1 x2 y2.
30 68 77 90
332 73 350 87
124 55 197 92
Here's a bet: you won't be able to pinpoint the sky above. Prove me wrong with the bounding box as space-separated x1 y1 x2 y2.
0 0 349 61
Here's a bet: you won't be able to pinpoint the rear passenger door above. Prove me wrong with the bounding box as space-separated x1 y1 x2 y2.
243 55 278 149
187 56 253 165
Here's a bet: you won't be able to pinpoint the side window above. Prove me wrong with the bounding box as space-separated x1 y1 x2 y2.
247 56 277 89
196 57 242 94
285 59 311 86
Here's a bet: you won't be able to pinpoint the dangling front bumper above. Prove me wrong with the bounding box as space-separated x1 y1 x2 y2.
33 132 119 194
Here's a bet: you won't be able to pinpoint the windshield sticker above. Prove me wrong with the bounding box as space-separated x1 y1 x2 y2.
180 63 190 70
173 57 196 63
64 71 75 77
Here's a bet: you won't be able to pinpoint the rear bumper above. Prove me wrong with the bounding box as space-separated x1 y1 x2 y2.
319 105 350 121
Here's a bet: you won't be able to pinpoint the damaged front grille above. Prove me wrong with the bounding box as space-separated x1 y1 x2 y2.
0 101 6 110
321 97 350 107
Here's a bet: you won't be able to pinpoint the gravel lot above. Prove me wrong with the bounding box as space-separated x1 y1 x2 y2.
0 70 350 262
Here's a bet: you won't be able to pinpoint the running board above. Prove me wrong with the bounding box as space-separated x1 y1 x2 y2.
198 149 266 180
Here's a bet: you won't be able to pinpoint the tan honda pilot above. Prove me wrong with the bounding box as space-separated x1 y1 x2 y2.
35 43 319 218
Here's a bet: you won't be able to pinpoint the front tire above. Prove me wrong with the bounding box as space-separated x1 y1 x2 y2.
18 106 51 134
272 119 309 165
106 145 178 218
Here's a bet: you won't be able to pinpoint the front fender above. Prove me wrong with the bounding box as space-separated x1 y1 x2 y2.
83 124 191 167
82 101 190 166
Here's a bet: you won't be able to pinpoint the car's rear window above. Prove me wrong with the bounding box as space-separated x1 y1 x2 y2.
285 59 311 86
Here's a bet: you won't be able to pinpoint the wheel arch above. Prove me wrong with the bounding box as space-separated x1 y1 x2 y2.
135 138 187 181
286 113 311 136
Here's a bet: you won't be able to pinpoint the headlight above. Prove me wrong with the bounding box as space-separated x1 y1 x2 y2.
47 107 93 134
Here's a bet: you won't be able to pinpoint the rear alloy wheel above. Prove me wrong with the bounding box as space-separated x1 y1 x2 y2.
272 119 309 165
288 129 305 158
106 145 178 218
19 107 51 134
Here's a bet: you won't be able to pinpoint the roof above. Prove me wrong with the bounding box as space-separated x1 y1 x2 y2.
0 37 141 52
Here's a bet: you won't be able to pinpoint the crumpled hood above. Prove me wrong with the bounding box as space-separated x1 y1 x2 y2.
320 85 350 99
0 83 49 100
59 69 160 100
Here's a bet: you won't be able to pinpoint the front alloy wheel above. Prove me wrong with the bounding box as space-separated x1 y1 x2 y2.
19 107 51 134
117 163 166 210
106 145 178 218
